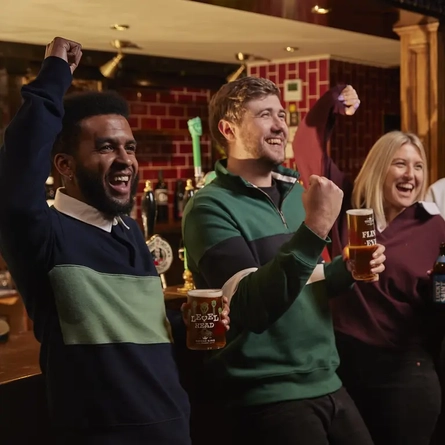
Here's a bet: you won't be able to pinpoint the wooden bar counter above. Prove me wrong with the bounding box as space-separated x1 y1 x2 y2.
0 286 186 382
0 285 187 443
0 330 51 443
0 330 40 385
164 284 188 310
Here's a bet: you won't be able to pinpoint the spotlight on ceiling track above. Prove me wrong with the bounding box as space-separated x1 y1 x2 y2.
311 5 331 14
110 24 130 31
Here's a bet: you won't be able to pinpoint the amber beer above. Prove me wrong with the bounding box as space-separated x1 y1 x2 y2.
186 289 226 350
347 209 378 281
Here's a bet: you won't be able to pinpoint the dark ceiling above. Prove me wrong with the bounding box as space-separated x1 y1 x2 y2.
194 0 444 40
386 0 445 17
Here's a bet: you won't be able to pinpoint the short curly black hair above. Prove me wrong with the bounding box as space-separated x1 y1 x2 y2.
52 90 129 159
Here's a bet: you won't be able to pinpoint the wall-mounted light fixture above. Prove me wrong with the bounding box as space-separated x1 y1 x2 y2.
227 52 271 83
226 65 246 82
100 53 125 78
100 40 142 79
228 53 249 81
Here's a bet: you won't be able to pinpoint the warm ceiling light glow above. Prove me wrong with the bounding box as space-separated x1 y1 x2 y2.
136 80 151 87
285 46 298 52
110 24 130 31
311 5 331 14
235 52 246 61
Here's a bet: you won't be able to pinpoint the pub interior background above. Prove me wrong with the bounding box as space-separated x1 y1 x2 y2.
0 0 445 443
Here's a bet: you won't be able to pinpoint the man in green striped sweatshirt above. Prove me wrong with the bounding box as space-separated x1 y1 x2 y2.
182 77 386 445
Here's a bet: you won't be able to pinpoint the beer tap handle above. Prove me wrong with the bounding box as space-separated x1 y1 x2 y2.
147 202 156 238
141 180 157 240
187 116 203 187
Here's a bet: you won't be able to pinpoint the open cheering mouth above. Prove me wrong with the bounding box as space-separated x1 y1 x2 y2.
108 170 133 196
396 182 415 194
265 137 284 146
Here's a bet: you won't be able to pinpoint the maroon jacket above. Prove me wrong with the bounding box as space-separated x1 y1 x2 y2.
293 87 445 349
293 85 351 259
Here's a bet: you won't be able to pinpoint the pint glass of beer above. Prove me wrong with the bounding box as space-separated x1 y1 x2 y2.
186 289 226 350
346 209 378 281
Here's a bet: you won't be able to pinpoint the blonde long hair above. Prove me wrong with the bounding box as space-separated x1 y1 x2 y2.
352 131 428 229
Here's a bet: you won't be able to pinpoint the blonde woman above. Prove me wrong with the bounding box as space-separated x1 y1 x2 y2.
294 88 445 445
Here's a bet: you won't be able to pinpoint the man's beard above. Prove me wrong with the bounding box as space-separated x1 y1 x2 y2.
243 136 285 167
75 165 139 217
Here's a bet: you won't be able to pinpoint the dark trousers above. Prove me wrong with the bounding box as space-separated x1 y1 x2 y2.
227 387 374 445
53 421 191 445
336 332 442 445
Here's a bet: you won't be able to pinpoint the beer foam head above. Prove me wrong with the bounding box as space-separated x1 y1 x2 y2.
346 209 374 217
187 289 223 298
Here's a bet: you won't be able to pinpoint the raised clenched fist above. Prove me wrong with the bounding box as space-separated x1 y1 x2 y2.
302 174 344 239
339 85 360 116
44 37 82 74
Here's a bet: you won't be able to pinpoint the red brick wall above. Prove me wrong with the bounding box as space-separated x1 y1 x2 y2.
122 59 400 221
329 60 400 180
119 87 213 220
248 58 400 179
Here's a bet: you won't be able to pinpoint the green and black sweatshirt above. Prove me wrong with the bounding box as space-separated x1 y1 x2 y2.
182 159 354 407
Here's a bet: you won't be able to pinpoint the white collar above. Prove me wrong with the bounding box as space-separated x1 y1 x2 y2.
418 201 441 216
53 188 130 232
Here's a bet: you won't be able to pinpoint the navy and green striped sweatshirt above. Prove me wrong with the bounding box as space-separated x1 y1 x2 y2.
182 159 354 406
0 57 190 442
